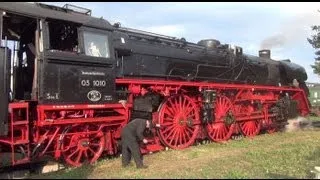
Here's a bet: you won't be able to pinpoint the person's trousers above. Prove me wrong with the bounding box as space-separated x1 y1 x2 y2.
121 140 143 167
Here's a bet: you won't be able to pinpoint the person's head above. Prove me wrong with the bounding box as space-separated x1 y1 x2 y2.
90 42 97 49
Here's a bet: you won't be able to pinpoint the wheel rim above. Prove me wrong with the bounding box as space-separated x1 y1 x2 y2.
62 125 105 167
239 120 261 137
233 104 261 137
206 96 235 142
158 95 200 149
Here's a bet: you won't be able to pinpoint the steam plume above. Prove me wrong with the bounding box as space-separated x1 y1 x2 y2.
285 116 314 132
260 12 320 50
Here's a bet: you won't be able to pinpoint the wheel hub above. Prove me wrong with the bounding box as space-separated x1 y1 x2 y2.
175 113 187 127
79 139 90 149
178 118 185 125
225 111 235 125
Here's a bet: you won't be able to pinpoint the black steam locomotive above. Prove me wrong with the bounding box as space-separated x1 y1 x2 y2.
113 24 308 88
0 2 311 168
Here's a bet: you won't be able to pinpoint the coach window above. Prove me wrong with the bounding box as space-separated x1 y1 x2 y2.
83 31 110 58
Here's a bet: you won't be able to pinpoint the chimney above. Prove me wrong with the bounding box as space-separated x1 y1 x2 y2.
259 49 271 59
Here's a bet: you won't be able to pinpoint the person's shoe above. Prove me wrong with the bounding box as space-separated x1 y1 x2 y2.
137 165 148 169
122 164 129 168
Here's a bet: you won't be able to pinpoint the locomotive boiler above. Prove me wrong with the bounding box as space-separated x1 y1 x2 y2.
113 26 308 88
0 2 311 169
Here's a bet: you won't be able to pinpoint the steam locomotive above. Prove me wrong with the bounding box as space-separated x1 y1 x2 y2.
0 2 310 168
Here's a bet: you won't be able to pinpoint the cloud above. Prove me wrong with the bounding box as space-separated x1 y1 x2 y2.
275 2 320 15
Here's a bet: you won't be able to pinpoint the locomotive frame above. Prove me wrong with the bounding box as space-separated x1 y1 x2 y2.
0 2 310 168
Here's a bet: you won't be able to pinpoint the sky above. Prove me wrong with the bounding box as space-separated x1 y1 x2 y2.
40 2 320 83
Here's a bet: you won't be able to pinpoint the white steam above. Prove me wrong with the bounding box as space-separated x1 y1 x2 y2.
260 11 320 50
285 116 314 132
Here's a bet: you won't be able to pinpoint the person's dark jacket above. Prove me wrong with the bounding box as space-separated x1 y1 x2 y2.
121 118 147 142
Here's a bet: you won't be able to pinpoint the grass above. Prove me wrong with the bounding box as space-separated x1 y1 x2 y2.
308 115 320 122
31 117 320 179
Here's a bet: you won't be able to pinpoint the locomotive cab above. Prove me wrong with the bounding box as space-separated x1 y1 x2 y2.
0 2 117 106
0 2 118 135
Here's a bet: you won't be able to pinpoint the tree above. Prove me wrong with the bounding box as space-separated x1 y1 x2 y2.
308 25 320 76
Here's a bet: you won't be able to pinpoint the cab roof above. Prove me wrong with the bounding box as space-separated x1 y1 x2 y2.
0 2 114 30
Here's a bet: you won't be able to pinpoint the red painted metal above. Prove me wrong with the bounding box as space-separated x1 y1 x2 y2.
233 104 262 137
116 78 306 92
0 103 31 166
239 120 261 137
116 78 310 116
206 96 235 142
265 118 277 134
0 77 311 168
0 101 130 167
140 136 164 154
261 105 277 134
292 92 309 116
61 124 105 167
157 95 201 149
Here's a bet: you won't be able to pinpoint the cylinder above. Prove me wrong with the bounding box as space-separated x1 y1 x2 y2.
259 49 271 59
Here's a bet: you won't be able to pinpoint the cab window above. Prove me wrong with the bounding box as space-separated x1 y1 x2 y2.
48 19 79 52
83 31 110 58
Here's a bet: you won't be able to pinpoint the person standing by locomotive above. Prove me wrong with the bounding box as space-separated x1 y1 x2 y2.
121 118 151 169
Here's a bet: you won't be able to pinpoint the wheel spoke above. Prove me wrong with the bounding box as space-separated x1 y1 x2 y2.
184 127 191 140
64 144 78 152
164 126 178 140
185 106 194 117
62 125 105 167
67 149 80 159
175 129 182 146
206 96 234 142
88 147 96 155
75 150 83 163
168 98 178 113
165 106 175 118
84 150 89 158
169 129 178 145
173 130 180 147
179 96 183 111
162 121 174 126
182 97 187 111
181 129 187 144
240 120 261 137
162 125 175 135
158 95 200 149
